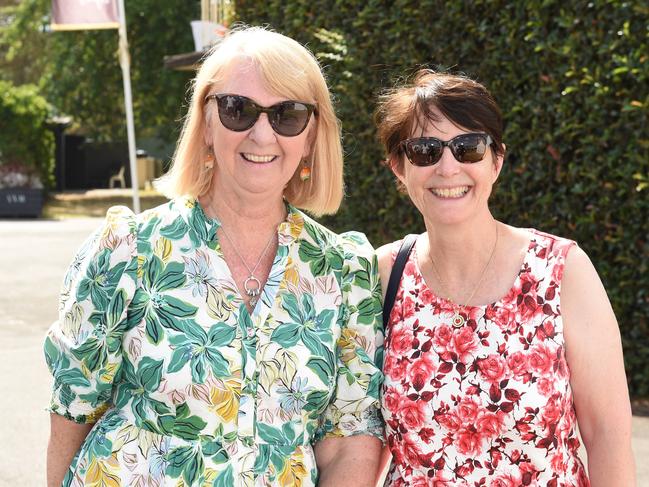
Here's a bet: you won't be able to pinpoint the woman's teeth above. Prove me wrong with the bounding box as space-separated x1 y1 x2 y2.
241 153 276 163
430 186 470 198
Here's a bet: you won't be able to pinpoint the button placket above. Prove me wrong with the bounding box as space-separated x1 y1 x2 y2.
237 310 258 457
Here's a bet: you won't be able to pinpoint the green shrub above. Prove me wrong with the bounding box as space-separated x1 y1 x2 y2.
0 80 54 187
235 1 649 396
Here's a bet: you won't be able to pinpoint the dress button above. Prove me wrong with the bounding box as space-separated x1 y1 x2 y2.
247 328 255 338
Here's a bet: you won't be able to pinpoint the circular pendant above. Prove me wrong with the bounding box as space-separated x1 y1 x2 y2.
244 276 261 298
452 312 465 328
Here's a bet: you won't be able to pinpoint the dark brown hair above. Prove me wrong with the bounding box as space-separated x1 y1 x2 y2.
375 69 504 184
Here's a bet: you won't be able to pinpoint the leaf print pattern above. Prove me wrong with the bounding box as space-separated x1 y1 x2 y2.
381 230 590 486
129 255 196 344
45 198 384 486
167 320 235 382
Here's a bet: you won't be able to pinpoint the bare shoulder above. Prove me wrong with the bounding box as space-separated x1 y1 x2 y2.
562 244 600 291
376 242 395 299
376 243 393 267
561 243 617 337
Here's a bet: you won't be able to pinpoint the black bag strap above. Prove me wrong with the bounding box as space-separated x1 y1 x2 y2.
383 234 418 329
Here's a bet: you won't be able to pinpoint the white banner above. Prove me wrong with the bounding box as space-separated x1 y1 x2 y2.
51 0 120 31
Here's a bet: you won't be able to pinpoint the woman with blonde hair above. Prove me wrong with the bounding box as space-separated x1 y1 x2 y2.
45 26 383 487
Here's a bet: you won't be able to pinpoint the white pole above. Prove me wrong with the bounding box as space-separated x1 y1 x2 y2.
117 0 140 213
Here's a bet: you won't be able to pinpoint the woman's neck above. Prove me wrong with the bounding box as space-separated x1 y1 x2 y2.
422 213 500 277
199 188 287 235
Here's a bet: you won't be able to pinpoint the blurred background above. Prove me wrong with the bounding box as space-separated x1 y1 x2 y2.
0 0 647 485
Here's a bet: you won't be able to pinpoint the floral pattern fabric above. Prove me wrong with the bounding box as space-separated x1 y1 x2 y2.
381 230 590 486
45 197 384 487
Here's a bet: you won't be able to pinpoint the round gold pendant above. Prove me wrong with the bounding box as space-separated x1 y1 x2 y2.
452 312 465 328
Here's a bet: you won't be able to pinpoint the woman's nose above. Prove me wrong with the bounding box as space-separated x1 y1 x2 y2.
434 147 461 177
248 113 277 145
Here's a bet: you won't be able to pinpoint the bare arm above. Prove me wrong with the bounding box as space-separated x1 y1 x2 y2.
376 243 393 300
47 413 94 487
375 243 394 485
315 435 382 486
562 246 635 486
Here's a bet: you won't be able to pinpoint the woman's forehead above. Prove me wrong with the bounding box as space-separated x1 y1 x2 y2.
211 58 313 103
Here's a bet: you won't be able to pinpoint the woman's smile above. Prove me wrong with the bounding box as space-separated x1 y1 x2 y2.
240 152 278 164
429 185 471 199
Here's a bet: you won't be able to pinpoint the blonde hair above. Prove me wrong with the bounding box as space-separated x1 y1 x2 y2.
157 26 344 216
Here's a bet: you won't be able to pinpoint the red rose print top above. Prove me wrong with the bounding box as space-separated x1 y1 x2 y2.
381 230 590 487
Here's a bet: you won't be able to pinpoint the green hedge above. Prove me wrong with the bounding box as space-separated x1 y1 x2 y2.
0 81 54 186
235 1 648 397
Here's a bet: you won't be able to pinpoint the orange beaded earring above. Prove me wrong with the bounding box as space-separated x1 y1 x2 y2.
204 149 215 170
299 158 311 181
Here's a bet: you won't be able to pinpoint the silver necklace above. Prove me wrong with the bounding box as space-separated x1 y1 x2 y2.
219 225 276 307
428 224 499 328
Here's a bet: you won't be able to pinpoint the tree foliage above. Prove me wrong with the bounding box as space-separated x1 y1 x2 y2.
1 0 197 142
0 80 54 185
235 0 649 396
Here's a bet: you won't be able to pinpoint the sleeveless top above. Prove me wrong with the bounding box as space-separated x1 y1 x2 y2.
381 229 590 486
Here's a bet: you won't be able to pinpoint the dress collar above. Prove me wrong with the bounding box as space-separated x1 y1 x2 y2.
179 196 304 247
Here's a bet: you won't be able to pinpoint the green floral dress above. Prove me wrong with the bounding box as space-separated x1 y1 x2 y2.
45 198 384 487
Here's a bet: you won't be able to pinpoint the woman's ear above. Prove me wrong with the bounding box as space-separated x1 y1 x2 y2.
492 143 506 183
390 154 407 186
203 117 212 148
203 98 216 147
302 120 317 159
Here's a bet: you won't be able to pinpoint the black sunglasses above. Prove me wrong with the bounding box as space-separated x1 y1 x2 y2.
400 133 493 166
205 93 316 137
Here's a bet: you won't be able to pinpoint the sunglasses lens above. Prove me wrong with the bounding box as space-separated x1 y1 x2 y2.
216 95 258 131
214 95 312 136
452 134 490 162
404 139 443 166
271 102 312 136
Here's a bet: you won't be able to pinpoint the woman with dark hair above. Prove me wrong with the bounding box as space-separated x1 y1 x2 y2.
375 69 635 486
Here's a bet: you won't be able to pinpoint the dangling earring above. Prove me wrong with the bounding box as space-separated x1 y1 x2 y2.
204 150 215 170
299 158 311 181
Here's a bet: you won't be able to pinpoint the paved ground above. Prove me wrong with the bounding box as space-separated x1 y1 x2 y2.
0 218 647 486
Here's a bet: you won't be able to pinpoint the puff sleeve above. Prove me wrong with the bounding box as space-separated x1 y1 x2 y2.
315 231 385 441
44 206 138 423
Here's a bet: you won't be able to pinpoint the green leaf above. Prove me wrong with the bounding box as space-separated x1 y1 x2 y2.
253 446 270 474
160 217 187 241
168 346 191 374
302 330 327 357
304 390 331 413
137 357 164 392
57 368 92 388
280 293 303 323
156 261 186 292
206 322 236 347
165 445 204 485
298 240 329 276
145 313 163 344
257 423 287 444
270 322 302 347
213 465 234 487
158 296 198 329
173 414 207 440
356 297 380 325
191 354 207 383
205 348 231 378
307 357 334 385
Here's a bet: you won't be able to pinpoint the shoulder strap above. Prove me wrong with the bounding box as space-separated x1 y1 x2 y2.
383 234 418 329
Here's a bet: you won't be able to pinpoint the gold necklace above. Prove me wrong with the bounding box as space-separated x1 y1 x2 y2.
428 224 499 328
219 225 276 307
